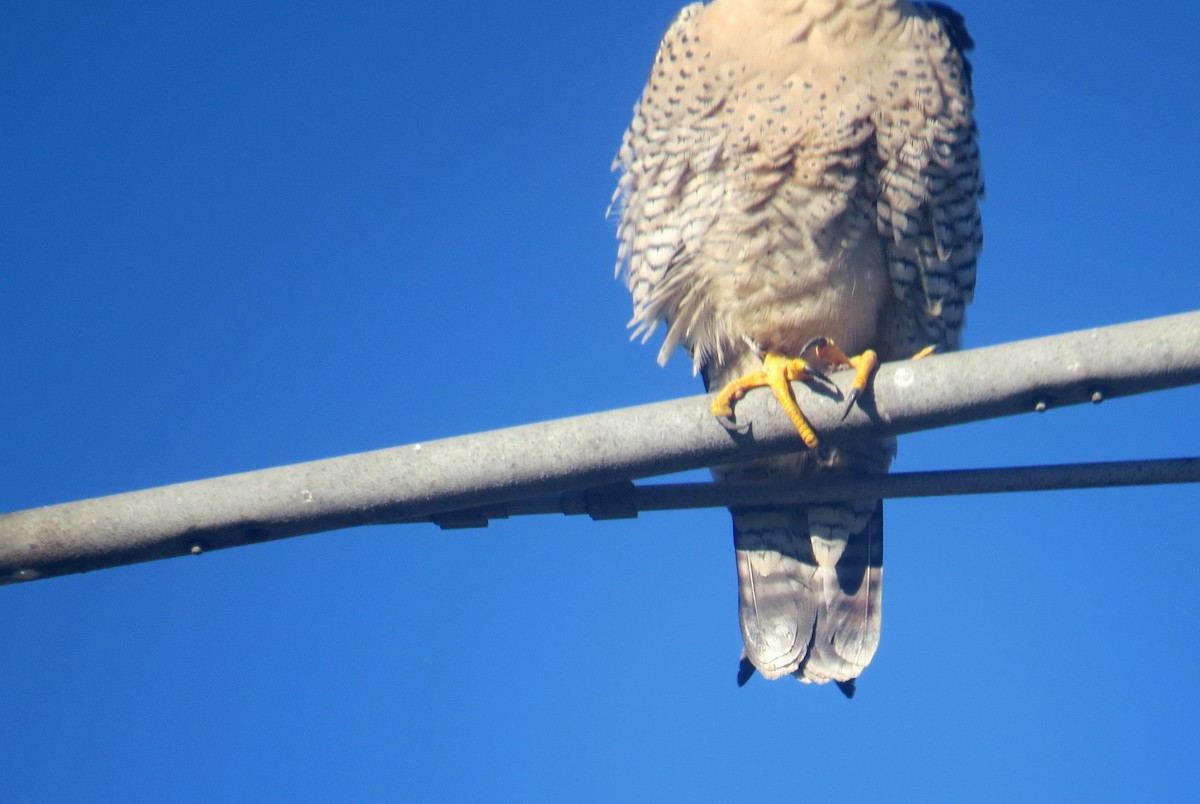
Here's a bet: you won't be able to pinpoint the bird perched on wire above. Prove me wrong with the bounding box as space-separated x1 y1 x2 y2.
611 0 983 696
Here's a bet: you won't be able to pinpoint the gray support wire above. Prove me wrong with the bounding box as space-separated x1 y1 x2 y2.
429 457 1198 528
2 311 1199 584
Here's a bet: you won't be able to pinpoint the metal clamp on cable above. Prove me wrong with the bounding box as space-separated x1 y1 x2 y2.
584 482 638 521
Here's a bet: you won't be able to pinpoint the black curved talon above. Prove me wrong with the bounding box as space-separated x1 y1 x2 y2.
800 335 829 355
715 413 751 434
841 386 862 419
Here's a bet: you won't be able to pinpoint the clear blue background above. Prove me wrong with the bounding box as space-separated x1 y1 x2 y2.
4 1 1199 800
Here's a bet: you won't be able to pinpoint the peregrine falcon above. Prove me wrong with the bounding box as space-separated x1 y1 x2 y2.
612 0 982 695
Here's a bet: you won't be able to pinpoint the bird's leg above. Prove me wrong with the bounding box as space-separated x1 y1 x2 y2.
805 339 880 419
710 351 822 448
710 337 920 443
812 340 937 417
709 351 822 447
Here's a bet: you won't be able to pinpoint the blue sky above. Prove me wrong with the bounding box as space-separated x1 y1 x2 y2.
3 1 1199 800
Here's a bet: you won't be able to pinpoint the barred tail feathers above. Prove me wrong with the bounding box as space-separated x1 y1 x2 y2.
733 501 883 686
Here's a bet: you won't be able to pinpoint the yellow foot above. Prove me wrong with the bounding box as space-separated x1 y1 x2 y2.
710 351 822 447
804 338 880 419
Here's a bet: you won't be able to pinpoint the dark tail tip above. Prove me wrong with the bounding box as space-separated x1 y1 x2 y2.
836 678 857 699
737 657 756 687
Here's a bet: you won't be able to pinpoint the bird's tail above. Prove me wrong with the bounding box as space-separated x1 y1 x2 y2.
733 500 883 694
